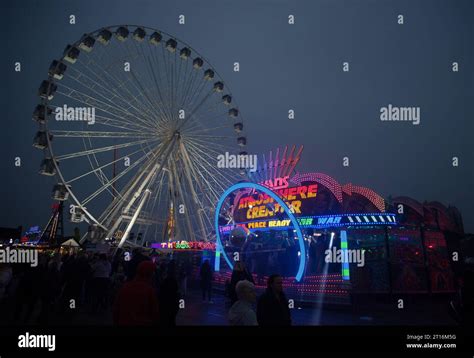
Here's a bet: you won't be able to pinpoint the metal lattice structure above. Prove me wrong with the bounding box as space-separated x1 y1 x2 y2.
33 25 247 247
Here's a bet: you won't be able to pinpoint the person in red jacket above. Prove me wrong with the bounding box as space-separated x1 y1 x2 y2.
113 260 159 326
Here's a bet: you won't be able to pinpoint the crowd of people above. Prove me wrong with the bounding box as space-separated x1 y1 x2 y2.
226 261 292 326
0 248 296 327
0 248 190 326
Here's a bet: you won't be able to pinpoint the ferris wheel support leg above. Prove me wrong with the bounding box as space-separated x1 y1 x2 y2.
106 138 177 240
117 189 152 249
170 159 196 242
179 141 208 241
122 137 177 215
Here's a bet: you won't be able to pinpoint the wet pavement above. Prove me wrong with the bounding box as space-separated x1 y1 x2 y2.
0 288 457 326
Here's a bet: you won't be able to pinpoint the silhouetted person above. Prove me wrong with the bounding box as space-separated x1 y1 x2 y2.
113 261 159 326
200 259 213 302
158 262 180 326
229 261 254 305
125 248 149 281
90 254 111 313
257 274 291 326
38 254 61 324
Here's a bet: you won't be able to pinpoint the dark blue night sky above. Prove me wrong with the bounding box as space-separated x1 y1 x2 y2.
2 0 473 232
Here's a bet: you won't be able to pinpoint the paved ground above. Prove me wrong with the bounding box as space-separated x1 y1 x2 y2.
0 288 457 326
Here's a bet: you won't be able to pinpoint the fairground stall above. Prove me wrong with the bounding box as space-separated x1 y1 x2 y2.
211 146 463 305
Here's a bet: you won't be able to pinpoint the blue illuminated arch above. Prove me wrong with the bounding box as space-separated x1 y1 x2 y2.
214 182 306 282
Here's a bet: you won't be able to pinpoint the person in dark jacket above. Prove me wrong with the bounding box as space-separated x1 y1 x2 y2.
229 261 254 305
200 259 213 302
256 274 291 326
158 262 180 326
125 248 150 281
113 261 159 326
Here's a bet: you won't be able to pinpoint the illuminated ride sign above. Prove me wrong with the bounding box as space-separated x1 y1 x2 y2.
150 240 216 251
215 182 306 282
220 213 397 232
236 175 318 220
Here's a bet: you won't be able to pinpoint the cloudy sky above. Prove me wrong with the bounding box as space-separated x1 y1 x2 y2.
2 0 473 232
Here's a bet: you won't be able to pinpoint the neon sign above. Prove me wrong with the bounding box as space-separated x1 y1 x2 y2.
222 213 397 232
259 175 290 190
215 182 306 282
238 183 318 220
151 240 216 251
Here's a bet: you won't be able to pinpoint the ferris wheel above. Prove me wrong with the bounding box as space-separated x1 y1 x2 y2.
32 25 247 247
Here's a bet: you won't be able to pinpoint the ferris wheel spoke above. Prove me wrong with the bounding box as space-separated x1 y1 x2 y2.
49 103 151 133
55 86 156 133
179 104 229 134
50 130 154 139
173 50 183 120
99 138 173 225
178 145 225 239
186 124 234 134
170 158 198 241
184 77 208 113
98 152 160 224
65 145 154 184
143 42 175 123
184 140 242 184
159 43 175 122
66 47 160 129
179 67 198 110
90 39 165 127
64 64 159 130
182 145 234 194
176 147 209 240
189 134 237 139
185 136 239 154
56 138 154 161
81 148 155 206
124 39 174 126
177 89 215 131
175 51 188 110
